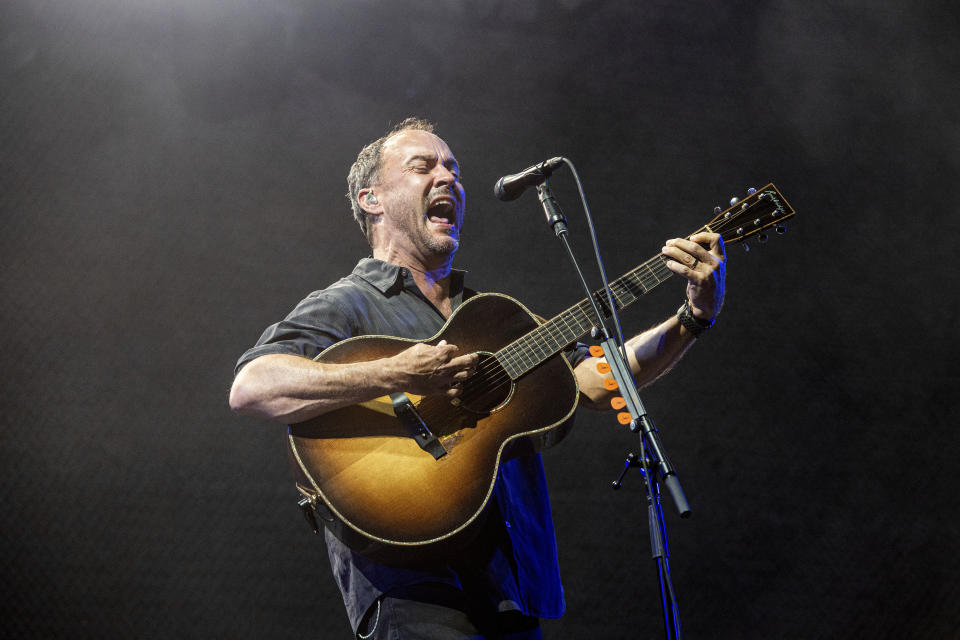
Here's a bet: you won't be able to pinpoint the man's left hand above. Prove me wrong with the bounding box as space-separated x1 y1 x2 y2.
661 232 726 320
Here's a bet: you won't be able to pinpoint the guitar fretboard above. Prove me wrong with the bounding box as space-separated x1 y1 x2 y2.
495 253 678 379
492 183 795 380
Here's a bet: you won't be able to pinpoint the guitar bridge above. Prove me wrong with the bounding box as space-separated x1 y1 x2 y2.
390 393 448 460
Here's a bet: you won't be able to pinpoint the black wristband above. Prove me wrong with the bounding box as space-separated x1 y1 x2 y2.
677 300 715 337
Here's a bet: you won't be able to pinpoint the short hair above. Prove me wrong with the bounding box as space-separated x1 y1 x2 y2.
346 117 436 245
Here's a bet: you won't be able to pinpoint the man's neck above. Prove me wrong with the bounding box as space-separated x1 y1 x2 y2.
373 248 455 318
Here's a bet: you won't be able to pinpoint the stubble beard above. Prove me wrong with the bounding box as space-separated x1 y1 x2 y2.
398 203 460 259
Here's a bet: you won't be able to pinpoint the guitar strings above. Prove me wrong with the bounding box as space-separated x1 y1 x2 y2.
412 210 765 426
459 201 780 404
415 253 677 426
467 252 673 397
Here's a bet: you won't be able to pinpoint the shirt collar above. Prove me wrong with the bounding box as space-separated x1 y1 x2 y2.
352 257 467 295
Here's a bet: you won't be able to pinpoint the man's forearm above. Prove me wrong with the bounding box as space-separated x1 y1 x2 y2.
626 315 699 388
229 341 480 424
575 315 698 409
229 353 397 424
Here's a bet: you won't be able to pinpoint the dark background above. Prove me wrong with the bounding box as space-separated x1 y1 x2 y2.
2 0 958 638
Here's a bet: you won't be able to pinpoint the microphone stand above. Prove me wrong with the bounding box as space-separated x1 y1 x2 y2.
536 178 687 640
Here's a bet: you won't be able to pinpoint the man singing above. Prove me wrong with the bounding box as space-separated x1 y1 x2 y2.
230 118 725 639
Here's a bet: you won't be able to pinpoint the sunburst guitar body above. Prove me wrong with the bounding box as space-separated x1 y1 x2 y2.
288 184 795 564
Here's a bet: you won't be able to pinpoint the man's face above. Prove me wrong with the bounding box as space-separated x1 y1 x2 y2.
373 130 466 262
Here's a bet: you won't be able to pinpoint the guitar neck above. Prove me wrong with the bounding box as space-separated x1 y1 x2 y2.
493 183 796 380
495 249 683 379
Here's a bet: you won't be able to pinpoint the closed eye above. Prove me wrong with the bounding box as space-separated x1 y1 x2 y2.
405 155 460 180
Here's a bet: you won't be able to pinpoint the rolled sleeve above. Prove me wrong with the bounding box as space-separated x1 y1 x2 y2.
234 292 353 375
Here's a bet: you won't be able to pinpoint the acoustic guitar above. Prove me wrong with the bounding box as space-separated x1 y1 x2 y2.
289 184 794 564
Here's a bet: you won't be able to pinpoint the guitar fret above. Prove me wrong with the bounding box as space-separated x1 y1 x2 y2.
497 185 800 380
495 252 678 380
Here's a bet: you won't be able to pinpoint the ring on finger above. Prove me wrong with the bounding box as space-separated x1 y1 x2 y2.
691 258 699 269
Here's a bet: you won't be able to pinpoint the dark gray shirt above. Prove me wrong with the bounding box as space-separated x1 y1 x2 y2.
237 258 583 633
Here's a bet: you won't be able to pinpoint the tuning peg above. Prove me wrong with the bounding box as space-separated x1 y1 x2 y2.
729 196 739 206
775 223 787 234
714 205 722 215
746 187 757 196
758 232 769 243
743 242 751 252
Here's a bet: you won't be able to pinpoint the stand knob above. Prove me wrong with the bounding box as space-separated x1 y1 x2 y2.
611 452 637 490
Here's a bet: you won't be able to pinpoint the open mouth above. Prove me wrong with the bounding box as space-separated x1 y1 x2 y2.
427 198 457 227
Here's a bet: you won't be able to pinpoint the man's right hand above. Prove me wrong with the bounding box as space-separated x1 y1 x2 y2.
388 340 479 397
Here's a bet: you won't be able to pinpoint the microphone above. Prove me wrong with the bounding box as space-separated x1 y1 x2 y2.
493 157 564 201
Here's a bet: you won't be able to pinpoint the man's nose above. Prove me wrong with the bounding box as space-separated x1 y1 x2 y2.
433 165 457 187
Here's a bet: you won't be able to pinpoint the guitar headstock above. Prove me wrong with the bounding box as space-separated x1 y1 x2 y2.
701 183 795 247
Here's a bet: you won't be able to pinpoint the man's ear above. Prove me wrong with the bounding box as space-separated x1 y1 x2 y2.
358 188 383 215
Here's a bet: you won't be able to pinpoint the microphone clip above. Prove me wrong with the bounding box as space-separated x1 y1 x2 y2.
537 181 569 236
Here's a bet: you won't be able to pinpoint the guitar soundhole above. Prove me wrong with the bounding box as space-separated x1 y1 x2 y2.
458 352 513 415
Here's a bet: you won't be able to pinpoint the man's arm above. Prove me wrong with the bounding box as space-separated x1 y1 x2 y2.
229 341 479 424
575 231 726 409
